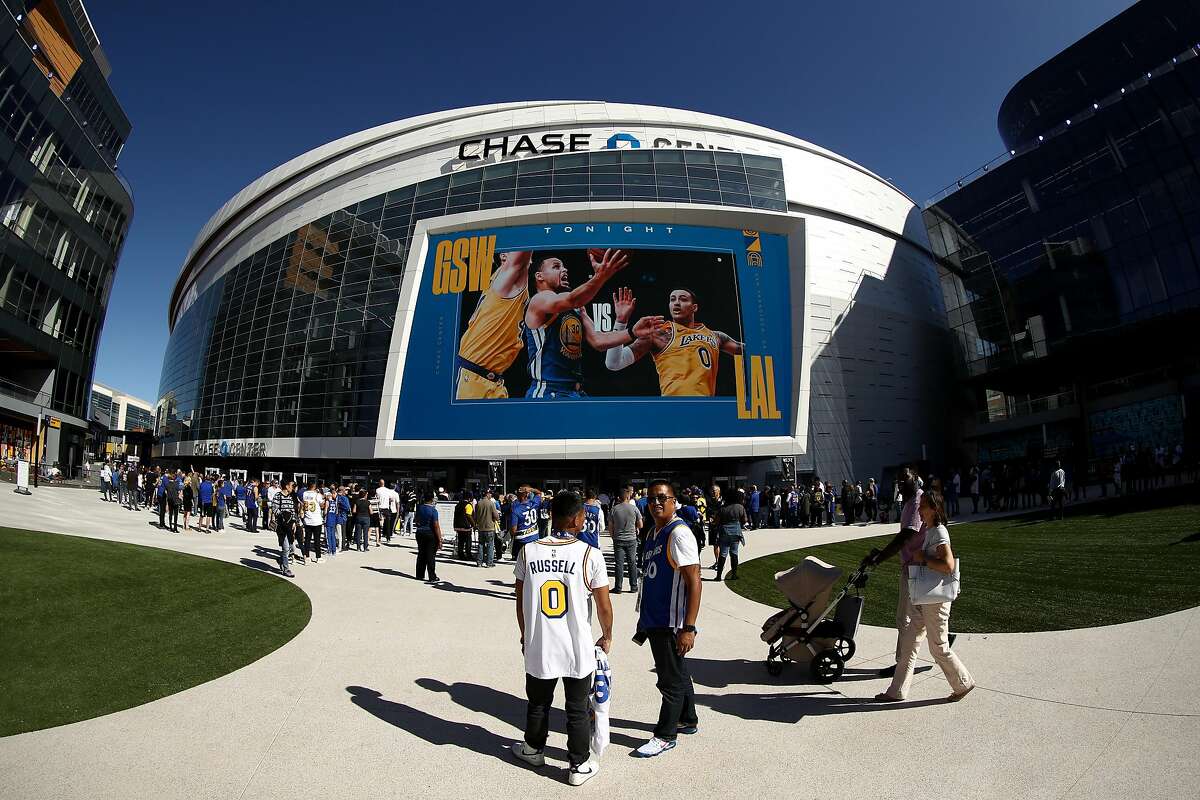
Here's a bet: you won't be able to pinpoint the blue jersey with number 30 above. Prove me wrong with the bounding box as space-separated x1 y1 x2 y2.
579 504 601 548
511 498 541 543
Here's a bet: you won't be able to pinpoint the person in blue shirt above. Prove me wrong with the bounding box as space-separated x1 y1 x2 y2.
634 480 702 758
322 487 338 555
336 487 351 550
509 486 542 560
156 473 169 529
233 481 247 519
677 491 703 552
219 479 234 519
245 481 259 533
520 251 662 398
259 480 271 529
579 488 604 548
414 490 442 582
214 479 227 531
198 475 215 532
747 486 761 530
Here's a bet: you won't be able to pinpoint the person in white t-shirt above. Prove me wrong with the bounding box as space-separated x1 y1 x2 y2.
300 480 326 563
512 491 613 786
375 479 399 542
1050 461 1067 521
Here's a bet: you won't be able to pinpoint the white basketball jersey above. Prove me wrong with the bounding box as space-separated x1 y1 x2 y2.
516 536 605 679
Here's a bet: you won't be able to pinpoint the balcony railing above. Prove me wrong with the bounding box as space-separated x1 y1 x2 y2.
0 374 52 407
979 389 1077 425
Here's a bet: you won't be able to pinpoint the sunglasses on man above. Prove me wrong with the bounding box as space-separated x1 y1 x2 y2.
648 493 676 505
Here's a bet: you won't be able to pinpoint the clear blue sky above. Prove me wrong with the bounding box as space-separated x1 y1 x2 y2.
89 0 1134 402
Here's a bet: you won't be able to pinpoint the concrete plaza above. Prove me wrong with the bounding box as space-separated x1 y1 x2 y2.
0 486 1197 800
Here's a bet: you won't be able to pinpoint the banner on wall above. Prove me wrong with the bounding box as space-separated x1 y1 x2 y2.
393 222 794 441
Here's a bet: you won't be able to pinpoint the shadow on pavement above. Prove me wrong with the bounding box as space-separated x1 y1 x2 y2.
239 557 280 573
361 566 410 579
346 686 548 767
430 582 512 600
694 691 945 723
415 678 652 749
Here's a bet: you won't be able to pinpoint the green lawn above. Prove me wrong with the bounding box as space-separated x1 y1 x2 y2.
0 528 311 736
729 501 1200 633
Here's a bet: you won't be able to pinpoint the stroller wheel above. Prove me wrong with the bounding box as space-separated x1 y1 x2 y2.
766 660 784 677
811 649 845 683
834 637 856 661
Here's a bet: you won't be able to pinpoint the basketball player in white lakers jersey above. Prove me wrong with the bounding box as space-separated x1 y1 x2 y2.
604 286 743 396
512 491 613 785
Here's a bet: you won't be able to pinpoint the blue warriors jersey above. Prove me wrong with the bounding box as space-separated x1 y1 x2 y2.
638 518 692 631
580 504 601 548
511 498 541 544
522 307 584 398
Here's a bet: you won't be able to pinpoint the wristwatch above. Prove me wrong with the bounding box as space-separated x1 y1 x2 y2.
681 625 698 635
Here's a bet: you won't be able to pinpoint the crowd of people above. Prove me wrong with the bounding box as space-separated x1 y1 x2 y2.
84 442 1196 784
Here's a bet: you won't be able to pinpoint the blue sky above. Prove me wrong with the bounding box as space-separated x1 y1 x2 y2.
88 0 1134 401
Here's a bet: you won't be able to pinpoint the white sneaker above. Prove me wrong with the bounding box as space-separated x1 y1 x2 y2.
568 759 599 786
633 737 676 758
510 741 545 767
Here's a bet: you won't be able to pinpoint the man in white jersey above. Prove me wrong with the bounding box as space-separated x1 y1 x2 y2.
512 491 613 786
300 480 326 564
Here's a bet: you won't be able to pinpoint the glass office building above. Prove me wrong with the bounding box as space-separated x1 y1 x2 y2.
926 0 1200 478
0 1 132 473
158 102 948 491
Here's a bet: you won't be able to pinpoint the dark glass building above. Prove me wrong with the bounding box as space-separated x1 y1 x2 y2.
0 1 132 473
926 0 1200 482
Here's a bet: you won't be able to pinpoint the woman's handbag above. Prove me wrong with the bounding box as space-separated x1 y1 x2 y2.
908 559 961 605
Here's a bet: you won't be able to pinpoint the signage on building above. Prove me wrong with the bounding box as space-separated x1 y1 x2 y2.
47 417 61 429
191 440 269 458
454 130 734 164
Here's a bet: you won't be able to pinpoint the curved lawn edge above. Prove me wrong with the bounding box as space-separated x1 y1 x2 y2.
726 502 1200 634
0 527 312 736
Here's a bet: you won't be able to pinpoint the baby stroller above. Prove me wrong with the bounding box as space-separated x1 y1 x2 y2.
760 556 871 682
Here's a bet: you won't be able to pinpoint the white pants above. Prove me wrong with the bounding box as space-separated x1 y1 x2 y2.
887 595 973 699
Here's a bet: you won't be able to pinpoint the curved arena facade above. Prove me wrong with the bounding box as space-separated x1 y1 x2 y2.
156 101 949 489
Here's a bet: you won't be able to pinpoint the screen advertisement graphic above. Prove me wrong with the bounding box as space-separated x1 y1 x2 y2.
393 222 792 440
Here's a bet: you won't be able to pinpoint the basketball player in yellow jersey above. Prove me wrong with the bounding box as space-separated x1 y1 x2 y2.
455 250 533 400
604 287 743 396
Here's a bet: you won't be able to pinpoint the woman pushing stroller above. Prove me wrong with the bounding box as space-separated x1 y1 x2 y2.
865 488 974 702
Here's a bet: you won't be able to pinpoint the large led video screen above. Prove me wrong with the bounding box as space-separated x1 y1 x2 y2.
393 222 792 439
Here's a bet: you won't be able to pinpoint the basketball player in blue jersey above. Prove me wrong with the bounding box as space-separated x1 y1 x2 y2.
522 250 664 398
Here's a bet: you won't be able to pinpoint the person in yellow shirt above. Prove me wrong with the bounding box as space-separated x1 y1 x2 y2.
455 250 533 400
604 287 743 396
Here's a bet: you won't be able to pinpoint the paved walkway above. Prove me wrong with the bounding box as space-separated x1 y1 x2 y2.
1 487 1197 800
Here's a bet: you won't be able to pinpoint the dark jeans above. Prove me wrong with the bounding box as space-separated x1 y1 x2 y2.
167 501 179 531
158 496 166 528
382 510 396 541
354 515 370 550
647 628 698 740
415 531 438 580
612 539 639 591
525 673 591 767
456 529 472 559
246 509 258 532
1051 488 1066 520
303 524 323 558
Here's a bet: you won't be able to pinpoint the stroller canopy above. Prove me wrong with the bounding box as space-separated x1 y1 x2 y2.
775 556 842 610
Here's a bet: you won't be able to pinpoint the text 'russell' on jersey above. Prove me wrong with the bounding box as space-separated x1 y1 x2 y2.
527 558 579 576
